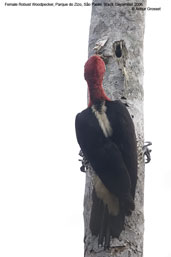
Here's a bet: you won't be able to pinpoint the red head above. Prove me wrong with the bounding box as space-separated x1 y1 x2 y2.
84 55 110 106
84 55 105 86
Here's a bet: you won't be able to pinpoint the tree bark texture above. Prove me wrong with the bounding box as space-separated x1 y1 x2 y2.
84 1 147 256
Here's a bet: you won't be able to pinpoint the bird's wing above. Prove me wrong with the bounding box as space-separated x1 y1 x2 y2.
106 100 137 198
75 103 137 246
75 105 133 200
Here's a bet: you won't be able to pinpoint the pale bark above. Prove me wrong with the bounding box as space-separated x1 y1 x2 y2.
84 1 146 256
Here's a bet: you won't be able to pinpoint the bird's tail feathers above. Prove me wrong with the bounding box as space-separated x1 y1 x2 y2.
90 188 125 249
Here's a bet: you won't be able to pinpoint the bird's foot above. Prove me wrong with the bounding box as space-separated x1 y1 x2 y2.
143 141 152 164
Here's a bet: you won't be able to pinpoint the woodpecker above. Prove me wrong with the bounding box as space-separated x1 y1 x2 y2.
75 55 137 248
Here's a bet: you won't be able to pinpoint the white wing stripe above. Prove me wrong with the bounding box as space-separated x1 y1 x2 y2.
91 103 113 138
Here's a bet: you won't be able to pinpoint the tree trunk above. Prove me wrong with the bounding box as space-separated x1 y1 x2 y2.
84 1 146 256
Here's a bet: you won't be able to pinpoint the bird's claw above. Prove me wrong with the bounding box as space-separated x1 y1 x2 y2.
143 141 152 164
78 151 89 172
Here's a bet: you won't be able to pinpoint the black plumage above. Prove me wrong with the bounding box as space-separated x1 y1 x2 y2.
75 100 137 248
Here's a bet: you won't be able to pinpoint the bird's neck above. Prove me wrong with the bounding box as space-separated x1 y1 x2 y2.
88 83 110 107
